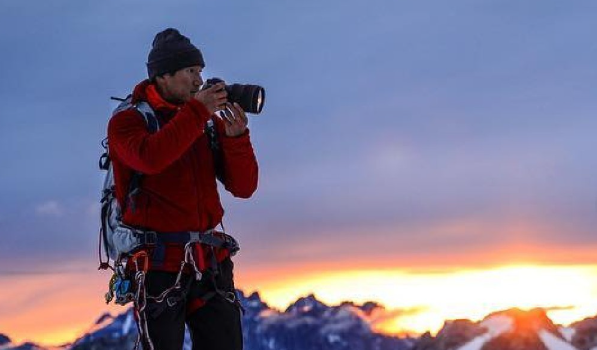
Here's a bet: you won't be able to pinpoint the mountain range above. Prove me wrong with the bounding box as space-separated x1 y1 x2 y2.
2 291 596 350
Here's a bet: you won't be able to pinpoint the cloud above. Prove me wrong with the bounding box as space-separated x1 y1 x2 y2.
365 305 430 335
35 200 64 217
2 0 597 277
369 305 429 323
544 305 576 312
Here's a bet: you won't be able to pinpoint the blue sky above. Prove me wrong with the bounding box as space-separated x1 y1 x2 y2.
2 0 597 273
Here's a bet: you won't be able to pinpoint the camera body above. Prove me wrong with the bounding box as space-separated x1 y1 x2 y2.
204 78 265 114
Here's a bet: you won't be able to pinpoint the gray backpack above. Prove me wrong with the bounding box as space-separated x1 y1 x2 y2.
98 96 161 268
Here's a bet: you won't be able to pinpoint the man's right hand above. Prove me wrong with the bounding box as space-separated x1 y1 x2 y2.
193 82 228 114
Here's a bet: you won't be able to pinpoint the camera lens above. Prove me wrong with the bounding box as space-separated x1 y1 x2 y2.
227 84 265 114
205 78 265 114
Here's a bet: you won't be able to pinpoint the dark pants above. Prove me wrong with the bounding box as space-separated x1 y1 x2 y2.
140 258 243 350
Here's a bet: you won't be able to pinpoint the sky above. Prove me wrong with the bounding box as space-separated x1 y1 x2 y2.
2 0 597 346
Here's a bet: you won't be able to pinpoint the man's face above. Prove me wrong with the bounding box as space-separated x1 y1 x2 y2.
156 65 204 104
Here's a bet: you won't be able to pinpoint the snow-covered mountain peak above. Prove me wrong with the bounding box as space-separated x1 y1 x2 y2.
5 295 597 350
285 293 328 315
479 314 513 337
237 290 270 318
412 308 592 350
484 308 559 334
453 308 574 350
0 334 11 347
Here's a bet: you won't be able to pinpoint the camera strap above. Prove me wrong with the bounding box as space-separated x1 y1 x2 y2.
206 118 225 183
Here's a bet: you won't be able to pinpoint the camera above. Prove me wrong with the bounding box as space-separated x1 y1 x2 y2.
203 78 265 114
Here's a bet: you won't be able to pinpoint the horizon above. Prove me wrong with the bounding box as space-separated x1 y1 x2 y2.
3 262 597 346
2 0 597 347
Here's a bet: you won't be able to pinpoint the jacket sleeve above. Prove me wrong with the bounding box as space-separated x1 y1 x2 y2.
217 122 259 198
108 99 212 174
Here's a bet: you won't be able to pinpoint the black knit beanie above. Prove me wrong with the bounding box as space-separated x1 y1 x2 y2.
146 28 205 80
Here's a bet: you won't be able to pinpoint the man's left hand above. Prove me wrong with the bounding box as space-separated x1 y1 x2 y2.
220 102 248 137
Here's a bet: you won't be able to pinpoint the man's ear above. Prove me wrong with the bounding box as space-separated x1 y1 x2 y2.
156 71 176 82
154 74 169 87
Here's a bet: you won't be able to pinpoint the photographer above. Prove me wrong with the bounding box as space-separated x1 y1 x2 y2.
107 28 258 350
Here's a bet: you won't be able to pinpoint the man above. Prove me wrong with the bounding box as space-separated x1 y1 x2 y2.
108 28 258 350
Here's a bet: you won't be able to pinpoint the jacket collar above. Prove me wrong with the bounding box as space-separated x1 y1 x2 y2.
131 80 180 115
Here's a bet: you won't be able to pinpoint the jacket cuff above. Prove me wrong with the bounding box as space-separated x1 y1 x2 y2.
221 129 251 147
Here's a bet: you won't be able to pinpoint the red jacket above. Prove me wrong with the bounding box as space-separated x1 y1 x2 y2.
108 80 258 271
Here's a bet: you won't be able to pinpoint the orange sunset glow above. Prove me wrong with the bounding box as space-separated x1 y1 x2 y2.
245 264 597 335
3 263 597 346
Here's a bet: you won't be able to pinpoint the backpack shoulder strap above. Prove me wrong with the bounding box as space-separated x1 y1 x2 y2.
99 96 161 267
112 95 134 116
109 97 160 213
206 117 225 183
135 101 160 133
112 96 160 133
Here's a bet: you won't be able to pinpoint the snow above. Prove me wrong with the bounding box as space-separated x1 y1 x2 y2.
122 312 134 334
480 315 513 336
247 299 262 308
327 334 342 344
458 315 513 350
457 333 493 350
456 315 515 350
258 309 279 318
456 325 580 350
286 315 319 328
559 327 575 343
265 337 275 349
320 306 368 334
538 329 579 350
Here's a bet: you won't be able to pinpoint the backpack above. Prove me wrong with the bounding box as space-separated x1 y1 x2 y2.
98 96 161 269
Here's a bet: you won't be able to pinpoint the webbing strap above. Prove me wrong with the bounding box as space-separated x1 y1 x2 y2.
206 119 225 183
156 230 225 247
122 101 160 214
136 101 160 133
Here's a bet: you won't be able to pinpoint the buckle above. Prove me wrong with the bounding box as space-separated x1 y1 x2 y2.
135 231 157 246
144 231 157 245
188 230 224 247
188 231 202 243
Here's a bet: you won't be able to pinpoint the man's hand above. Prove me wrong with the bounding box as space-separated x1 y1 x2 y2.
220 102 248 137
193 83 227 114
